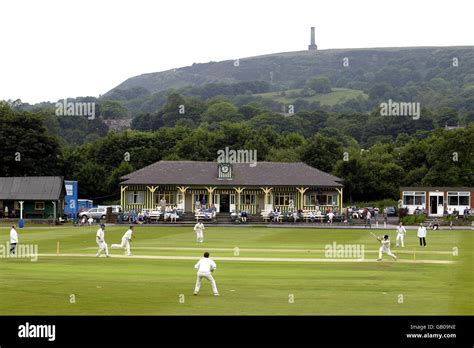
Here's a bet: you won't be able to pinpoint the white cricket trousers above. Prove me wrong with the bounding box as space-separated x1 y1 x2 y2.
194 272 218 295
396 233 404 247
196 231 203 243
112 237 131 255
96 239 109 256
379 247 396 259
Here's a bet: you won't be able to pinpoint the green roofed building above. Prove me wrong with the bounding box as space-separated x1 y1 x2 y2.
0 176 65 219
119 161 344 214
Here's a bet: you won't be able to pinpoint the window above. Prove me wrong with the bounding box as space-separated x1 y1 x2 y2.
403 191 425 206
305 193 318 206
230 194 235 205
274 193 295 206
128 191 144 204
155 192 176 206
448 192 470 206
240 194 256 205
35 201 45 210
316 195 327 205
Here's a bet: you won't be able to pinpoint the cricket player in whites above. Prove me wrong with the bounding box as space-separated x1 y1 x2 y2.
395 222 407 247
194 221 205 243
194 252 219 296
111 226 134 256
373 233 397 261
96 224 110 257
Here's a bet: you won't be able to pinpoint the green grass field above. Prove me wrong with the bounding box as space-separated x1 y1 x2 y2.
255 88 368 106
0 225 472 315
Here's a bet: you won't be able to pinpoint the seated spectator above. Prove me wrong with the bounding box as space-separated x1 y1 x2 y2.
453 208 459 217
309 211 316 222
327 211 335 224
241 211 248 223
170 206 178 222
292 210 298 222
274 209 281 223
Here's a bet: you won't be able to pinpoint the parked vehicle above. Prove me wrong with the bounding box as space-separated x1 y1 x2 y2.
385 206 398 216
78 207 107 220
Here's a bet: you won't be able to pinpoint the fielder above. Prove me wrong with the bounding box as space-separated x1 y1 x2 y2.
96 224 110 257
111 226 134 256
395 222 407 247
194 252 219 296
194 221 205 243
376 234 397 261
10 225 18 255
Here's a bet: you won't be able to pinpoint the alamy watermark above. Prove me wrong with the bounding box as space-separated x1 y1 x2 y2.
324 242 365 259
1 242 38 262
380 99 420 120
217 146 257 167
55 98 95 120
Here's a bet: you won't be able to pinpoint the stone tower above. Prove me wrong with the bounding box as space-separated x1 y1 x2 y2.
308 27 317 50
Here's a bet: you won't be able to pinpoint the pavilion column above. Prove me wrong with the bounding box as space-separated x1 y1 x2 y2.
205 187 216 207
146 186 158 209
176 186 189 211
260 187 273 211
335 187 343 212
233 187 245 212
296 187 309 210
121 186 128 210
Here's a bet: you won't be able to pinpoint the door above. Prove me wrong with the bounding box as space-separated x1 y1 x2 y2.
229 194 236 213
213 194 220 212
220 194 229 213
429 192 443 216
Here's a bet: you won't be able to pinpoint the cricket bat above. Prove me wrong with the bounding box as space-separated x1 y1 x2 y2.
370 232 380 241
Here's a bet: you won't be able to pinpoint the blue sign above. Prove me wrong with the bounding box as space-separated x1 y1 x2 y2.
64 180 78 218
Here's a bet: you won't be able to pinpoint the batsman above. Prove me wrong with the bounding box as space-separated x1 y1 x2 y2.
371 232 397 261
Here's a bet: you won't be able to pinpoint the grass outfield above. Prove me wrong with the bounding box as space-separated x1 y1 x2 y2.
0 225 472 315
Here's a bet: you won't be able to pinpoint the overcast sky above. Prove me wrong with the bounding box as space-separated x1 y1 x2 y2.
0 0 472 104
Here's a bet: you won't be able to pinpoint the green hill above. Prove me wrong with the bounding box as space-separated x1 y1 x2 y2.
102 46 474 115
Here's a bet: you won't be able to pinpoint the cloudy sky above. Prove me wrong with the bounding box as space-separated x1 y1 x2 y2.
0 0 472 104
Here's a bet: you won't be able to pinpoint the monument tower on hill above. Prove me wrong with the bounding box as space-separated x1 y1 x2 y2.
308 27 318 50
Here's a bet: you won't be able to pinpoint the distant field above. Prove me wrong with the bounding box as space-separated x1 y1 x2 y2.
0 225 471 315
255 88 368 106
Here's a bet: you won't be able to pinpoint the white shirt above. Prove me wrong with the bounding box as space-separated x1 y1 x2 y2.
123 229 133 240
381 238 391 250
417 226 427 238
397 226 407 235
96 228 105 242
10 228 18 243
366 211 371 219
195 258 216 273
327 212 335 219
194 223 204 233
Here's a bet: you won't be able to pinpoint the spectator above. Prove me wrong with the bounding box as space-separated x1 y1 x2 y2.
4 205 9 218
195 198 201 211
241 211 248 223
327 210 335 224
365 210 372 228
160 197 167 214
383 207 388 224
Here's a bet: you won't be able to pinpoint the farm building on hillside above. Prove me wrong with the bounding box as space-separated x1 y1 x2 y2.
400 187 473 216
0 176 65 219
120 161 344 214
